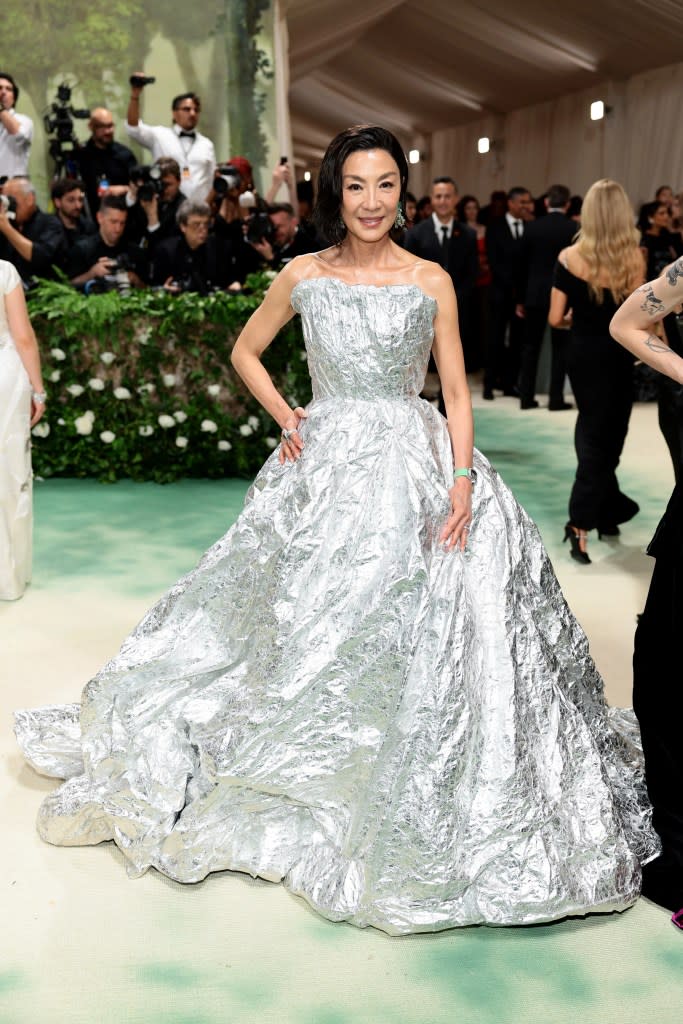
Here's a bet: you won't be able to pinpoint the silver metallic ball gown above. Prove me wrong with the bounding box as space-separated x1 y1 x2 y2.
15 278 658 933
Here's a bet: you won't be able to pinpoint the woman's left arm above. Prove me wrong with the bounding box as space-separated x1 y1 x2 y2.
428 269 474 551
610 257 683 384
5 283 45 425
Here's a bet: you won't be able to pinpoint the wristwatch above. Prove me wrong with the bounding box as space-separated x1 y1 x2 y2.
453 467 476 485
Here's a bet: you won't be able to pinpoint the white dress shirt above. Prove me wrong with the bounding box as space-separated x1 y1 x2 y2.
432 213 454 239
125 120 216 202
0 110 33 178
505 211 524 238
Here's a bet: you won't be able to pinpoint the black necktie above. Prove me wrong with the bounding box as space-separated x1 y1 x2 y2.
179 131 196 139
440 225 449 269
513 220 521 239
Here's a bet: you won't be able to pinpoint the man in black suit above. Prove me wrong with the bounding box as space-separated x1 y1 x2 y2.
152 199 245 293
518 184 576 410
483 186 532 399
0 175 65 284
404 177 477 407
404 176 478 312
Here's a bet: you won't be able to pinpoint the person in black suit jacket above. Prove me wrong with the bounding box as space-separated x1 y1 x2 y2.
483 186 532 399
518 185 576 409
403 177 477 410
404 176 478 310
152 199 245 293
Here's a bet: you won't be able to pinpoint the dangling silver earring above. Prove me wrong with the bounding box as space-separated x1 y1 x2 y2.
393 204 406 229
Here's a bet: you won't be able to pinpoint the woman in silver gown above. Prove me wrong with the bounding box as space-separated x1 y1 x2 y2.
15 127 657 934
0 257 46 600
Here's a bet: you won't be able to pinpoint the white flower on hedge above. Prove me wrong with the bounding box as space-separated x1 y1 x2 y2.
113 386 132 400
66 384 85 397
247 415 260 430
32 421 50 438
100 351 116 365
135 326 152 345
263 269 277 280
217 440 232 451
158 414 175 429
162 373 176 387
49 369 61 382
50 347 66 361
74 411 95 435
265 437 278 449
88 377 105 391
57 418 65 426
239 424 253 437
173 410 187 423
100 430 116 443
175 436 189 449
137 382 155 394
299 350 308 361
139 425 154 437
201 419 218 433
207 384 221 397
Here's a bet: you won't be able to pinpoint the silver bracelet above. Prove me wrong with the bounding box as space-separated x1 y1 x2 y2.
32 390 47 404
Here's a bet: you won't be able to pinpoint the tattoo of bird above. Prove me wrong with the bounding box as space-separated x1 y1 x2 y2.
639 284 666 316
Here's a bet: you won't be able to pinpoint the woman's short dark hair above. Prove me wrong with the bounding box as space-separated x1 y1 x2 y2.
314 125 409 245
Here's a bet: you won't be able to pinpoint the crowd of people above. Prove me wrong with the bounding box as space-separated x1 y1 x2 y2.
0 70 323 297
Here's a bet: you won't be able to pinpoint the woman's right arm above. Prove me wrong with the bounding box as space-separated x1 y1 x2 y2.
230 259 309 461
5 282 45 425
610 257 683 384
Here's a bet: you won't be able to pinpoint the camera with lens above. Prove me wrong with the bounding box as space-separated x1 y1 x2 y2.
129 74 156 89
245 209 274 245
0 194 17 220
213 164 242 197
130 163 163 203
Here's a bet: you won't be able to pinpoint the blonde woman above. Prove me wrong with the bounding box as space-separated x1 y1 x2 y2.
549 179 645 563
0 258 45 599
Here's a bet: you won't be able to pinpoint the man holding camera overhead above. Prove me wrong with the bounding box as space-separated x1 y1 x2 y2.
0 72 33 179
126 74 216 203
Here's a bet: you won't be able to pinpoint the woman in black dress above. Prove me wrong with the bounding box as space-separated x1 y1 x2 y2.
549 179 645 564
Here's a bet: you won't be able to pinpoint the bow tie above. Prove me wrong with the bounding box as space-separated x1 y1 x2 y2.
179 131 196 139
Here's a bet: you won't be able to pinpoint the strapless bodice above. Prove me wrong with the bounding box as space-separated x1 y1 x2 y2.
290 278 437 401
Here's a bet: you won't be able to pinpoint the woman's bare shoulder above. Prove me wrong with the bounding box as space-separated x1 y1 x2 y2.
413 261 455 303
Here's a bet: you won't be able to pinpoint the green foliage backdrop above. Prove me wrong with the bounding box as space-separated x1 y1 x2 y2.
28 275 311 483
0 0 277 199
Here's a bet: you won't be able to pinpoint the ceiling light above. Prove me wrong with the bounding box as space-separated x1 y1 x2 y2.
303 171 311 182
477 137 490 154
590 100 605 121
408 149 420 164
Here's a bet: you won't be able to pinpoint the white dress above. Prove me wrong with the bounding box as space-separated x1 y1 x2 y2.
0 260 32 600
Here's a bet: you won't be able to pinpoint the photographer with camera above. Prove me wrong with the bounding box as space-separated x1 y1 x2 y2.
126 74 216 202
152 199 245 295
74 107 137 217
0 73 33 179
250 202 321 269
125 157 185 249
67 195 144 290
0 176 65 284
51 179 96 263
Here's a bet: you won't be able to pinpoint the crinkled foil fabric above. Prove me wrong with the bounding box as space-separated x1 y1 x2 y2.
15 280 659 933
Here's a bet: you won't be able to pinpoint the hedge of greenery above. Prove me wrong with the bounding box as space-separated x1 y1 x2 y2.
28 274 311 483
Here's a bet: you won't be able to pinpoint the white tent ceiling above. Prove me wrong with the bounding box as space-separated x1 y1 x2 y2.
285 0 683 165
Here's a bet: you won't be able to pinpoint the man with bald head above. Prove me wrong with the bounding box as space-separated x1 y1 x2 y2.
74 107 136 216
0 176 65 283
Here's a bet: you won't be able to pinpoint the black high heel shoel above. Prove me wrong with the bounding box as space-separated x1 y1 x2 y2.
563 522 591 564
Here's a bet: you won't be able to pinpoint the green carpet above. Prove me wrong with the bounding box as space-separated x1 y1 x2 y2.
3 400 682 1024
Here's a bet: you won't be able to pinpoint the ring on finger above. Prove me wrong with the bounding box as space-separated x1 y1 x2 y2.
282 427 296 441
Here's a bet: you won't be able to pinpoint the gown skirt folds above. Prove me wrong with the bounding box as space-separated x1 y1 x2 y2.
0 259 32 601
15 278 658 933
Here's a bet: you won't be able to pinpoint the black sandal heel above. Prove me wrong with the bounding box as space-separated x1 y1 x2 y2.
563 522 591 564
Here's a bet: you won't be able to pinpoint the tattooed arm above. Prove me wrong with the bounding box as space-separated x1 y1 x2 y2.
610 257 683 385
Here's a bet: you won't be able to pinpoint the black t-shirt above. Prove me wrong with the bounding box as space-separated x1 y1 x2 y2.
74 139 137 216
67 233 128 280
